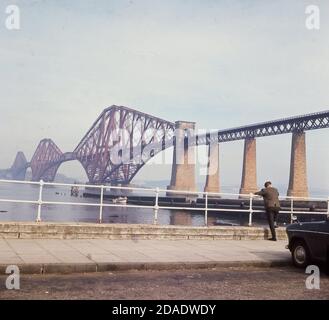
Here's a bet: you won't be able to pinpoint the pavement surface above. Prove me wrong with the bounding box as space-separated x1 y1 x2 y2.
0 239 290 274
1 266 329 300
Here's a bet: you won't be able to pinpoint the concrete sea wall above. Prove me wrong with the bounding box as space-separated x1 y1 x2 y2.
0 222 288 240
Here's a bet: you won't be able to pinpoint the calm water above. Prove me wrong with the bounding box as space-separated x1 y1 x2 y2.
0 183 255 226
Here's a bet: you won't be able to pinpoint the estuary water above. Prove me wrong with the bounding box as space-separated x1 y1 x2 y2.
1 182 326 226
0 182 250 226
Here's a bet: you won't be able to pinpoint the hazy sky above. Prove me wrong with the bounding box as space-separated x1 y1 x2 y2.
0 0 328 193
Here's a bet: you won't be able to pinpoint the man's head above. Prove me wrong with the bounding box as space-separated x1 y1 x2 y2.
264 181 272 188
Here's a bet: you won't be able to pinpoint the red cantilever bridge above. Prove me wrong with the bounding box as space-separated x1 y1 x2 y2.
5 105 329 185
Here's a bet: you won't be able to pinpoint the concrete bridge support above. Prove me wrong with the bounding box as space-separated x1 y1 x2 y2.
204 143 220 196
287 132 309 198
239 138 258 196
167 121 197 196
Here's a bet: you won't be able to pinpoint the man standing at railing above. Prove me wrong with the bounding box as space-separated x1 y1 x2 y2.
254 181 281 241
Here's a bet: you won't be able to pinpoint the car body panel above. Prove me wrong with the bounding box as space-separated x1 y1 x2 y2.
286 219 329 263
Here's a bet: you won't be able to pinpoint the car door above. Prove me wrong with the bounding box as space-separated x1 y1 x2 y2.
309 220 329 262
324 219 329 262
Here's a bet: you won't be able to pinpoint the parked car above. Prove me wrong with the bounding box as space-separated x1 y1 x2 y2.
286 216 329 268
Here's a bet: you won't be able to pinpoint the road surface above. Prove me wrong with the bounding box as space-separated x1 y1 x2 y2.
0 266 328 300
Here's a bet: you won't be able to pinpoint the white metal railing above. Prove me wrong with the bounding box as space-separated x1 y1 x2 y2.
0 179 328 226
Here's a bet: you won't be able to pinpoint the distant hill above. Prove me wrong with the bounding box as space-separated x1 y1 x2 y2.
0 169 11 179
54 173 83 184
0 169 81 185
26 171 82 184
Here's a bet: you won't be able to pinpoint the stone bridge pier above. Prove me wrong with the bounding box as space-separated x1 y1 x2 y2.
167 121 197 196
239 138 258 196
204 143 220 196
287 131 309 198
166 127 310 200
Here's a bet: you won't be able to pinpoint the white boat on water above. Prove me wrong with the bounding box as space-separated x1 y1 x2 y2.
112 197 127 204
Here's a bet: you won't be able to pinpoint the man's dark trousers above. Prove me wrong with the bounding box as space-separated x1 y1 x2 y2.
266 207 279 239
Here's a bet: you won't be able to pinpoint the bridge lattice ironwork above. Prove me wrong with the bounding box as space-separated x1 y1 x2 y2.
196 110 329 145
9 107 329 184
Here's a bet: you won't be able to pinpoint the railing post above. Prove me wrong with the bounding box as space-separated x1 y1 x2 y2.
205 192 208 227
36 180 44 223
153 188 159 225
327 197 329 218
248 193 253 227
290 197 294 224
99 185 104 223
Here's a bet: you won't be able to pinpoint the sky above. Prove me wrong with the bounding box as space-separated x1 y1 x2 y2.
0 0 328 194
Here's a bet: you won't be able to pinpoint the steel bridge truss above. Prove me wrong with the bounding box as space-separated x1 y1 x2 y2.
20 107 329 184
196 110 329 145
30 139 64 182
74 106 175 184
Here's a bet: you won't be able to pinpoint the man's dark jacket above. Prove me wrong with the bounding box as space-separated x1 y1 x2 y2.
255 187 281 209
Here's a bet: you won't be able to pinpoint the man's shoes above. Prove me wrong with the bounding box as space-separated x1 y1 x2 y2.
268 237 277 241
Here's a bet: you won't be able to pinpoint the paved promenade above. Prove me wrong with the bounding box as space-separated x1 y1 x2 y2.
0 238 291 274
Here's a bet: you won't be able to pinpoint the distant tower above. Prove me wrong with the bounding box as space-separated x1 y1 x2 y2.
10 151 28 180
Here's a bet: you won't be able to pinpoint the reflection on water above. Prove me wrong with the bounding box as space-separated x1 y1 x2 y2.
170 211 192 226
0 183 266 226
